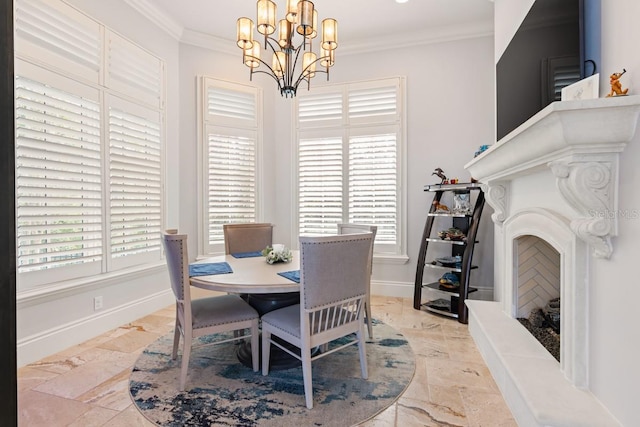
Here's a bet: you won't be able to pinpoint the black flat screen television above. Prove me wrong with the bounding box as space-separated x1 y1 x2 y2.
496 0 599 141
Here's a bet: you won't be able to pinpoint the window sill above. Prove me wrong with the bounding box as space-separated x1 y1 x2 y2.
17 261 167 307
373 254 409 265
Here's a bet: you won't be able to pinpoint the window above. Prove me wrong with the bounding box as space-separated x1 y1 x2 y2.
198 78 261 255
14 0 165 290
295 78 406 256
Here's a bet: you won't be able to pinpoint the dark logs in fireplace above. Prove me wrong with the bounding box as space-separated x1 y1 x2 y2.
517 297 560 361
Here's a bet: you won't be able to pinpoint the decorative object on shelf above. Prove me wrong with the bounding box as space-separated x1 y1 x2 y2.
606 69 628 97
561 73 600 101
453 192 471 215
438 227 465 241
474 144 490 157
432 200 450 213
436 255 462 267
261 244 293 264
236 0 338 98
439 272 460 287
425 298 451 311
431 167 447 184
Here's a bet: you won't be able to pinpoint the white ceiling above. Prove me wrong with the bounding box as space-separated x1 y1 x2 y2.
141 0 494 52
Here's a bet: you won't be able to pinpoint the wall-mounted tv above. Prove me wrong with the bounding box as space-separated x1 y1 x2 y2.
496 0 600 141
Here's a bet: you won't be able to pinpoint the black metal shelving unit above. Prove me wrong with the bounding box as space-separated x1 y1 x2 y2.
413 183 485 324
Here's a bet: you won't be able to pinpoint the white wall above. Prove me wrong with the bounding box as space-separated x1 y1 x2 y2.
16 0 180 366
494 0 640 425
592 1 640 425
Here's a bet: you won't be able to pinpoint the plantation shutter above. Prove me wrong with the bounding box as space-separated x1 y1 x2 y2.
298 136 344 235
206 129 257 245
15 74 102 286
349 132 397 244
348 85 397 120
296 78 402 253
109 97 162 269
15 0 101 82
298 92 343 126
106 30 163 108
201 78 260 251
15 0 166 289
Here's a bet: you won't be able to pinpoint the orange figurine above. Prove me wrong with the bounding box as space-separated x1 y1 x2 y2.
606 69 628 97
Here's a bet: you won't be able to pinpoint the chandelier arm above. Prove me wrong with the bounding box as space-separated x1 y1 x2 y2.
289 44 305 88
251 69 285 87
291 56 329 90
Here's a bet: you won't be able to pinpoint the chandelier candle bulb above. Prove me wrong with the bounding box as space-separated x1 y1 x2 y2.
278 19 290 48
321 18 337 50
296 1 314 36
256 0 276 35
303 52 317 77
286 0 298 23
244 43 260 69
273 51 286 77
306 10 318 39
236 17 254 49
320 47 334 67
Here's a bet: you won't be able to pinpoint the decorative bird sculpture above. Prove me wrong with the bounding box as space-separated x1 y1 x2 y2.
432 168 447 184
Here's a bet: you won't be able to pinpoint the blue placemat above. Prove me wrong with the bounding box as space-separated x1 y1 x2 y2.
278 269 300 283
189 262 233 277
231 251 263 258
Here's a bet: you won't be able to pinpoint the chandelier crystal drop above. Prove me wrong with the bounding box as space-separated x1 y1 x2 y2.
236 0 337 98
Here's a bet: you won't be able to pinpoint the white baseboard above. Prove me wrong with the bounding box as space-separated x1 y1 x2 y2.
17 289 174 367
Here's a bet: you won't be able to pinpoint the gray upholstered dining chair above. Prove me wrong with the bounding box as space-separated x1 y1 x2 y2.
223 223 273 255
162 230 260 390
337 223 377 338
261 233 373 409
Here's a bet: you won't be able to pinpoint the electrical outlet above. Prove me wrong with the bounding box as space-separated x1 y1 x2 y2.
93 296 103 311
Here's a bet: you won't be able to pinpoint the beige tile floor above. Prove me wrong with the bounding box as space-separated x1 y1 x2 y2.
18 292 517 426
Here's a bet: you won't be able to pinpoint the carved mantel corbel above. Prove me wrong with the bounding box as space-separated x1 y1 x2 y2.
549 157 618 258
480 182 508 225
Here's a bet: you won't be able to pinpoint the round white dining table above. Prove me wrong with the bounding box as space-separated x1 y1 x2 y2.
189 251 300 294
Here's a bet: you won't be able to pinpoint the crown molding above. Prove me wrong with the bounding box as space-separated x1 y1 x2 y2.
123 0 184 40
340 21 494 56
124 0 493 56
181 29 237 55
178 20 494 56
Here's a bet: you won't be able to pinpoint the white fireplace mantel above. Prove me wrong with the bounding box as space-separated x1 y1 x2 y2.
463 96 640 427
465 95 640 258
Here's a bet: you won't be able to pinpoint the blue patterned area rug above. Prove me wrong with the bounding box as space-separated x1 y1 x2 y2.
129 320 414 426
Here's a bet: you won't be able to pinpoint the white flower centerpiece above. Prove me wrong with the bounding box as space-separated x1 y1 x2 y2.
261 244 293 264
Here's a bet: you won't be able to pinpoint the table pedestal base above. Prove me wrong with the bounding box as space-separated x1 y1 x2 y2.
237 336 319 371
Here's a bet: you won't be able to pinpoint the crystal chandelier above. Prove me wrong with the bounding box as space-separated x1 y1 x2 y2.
236 0 337 98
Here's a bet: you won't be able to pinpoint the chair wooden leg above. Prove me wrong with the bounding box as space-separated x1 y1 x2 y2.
365 297 373 338
171 319 180 360
261 328 271 375
357 327 368 379
250 321 259 372
179 330 193 391
301 352 314 409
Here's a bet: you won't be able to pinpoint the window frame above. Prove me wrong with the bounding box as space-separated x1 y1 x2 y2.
293 77 408 263
14 0 166 292
196 77 263 257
